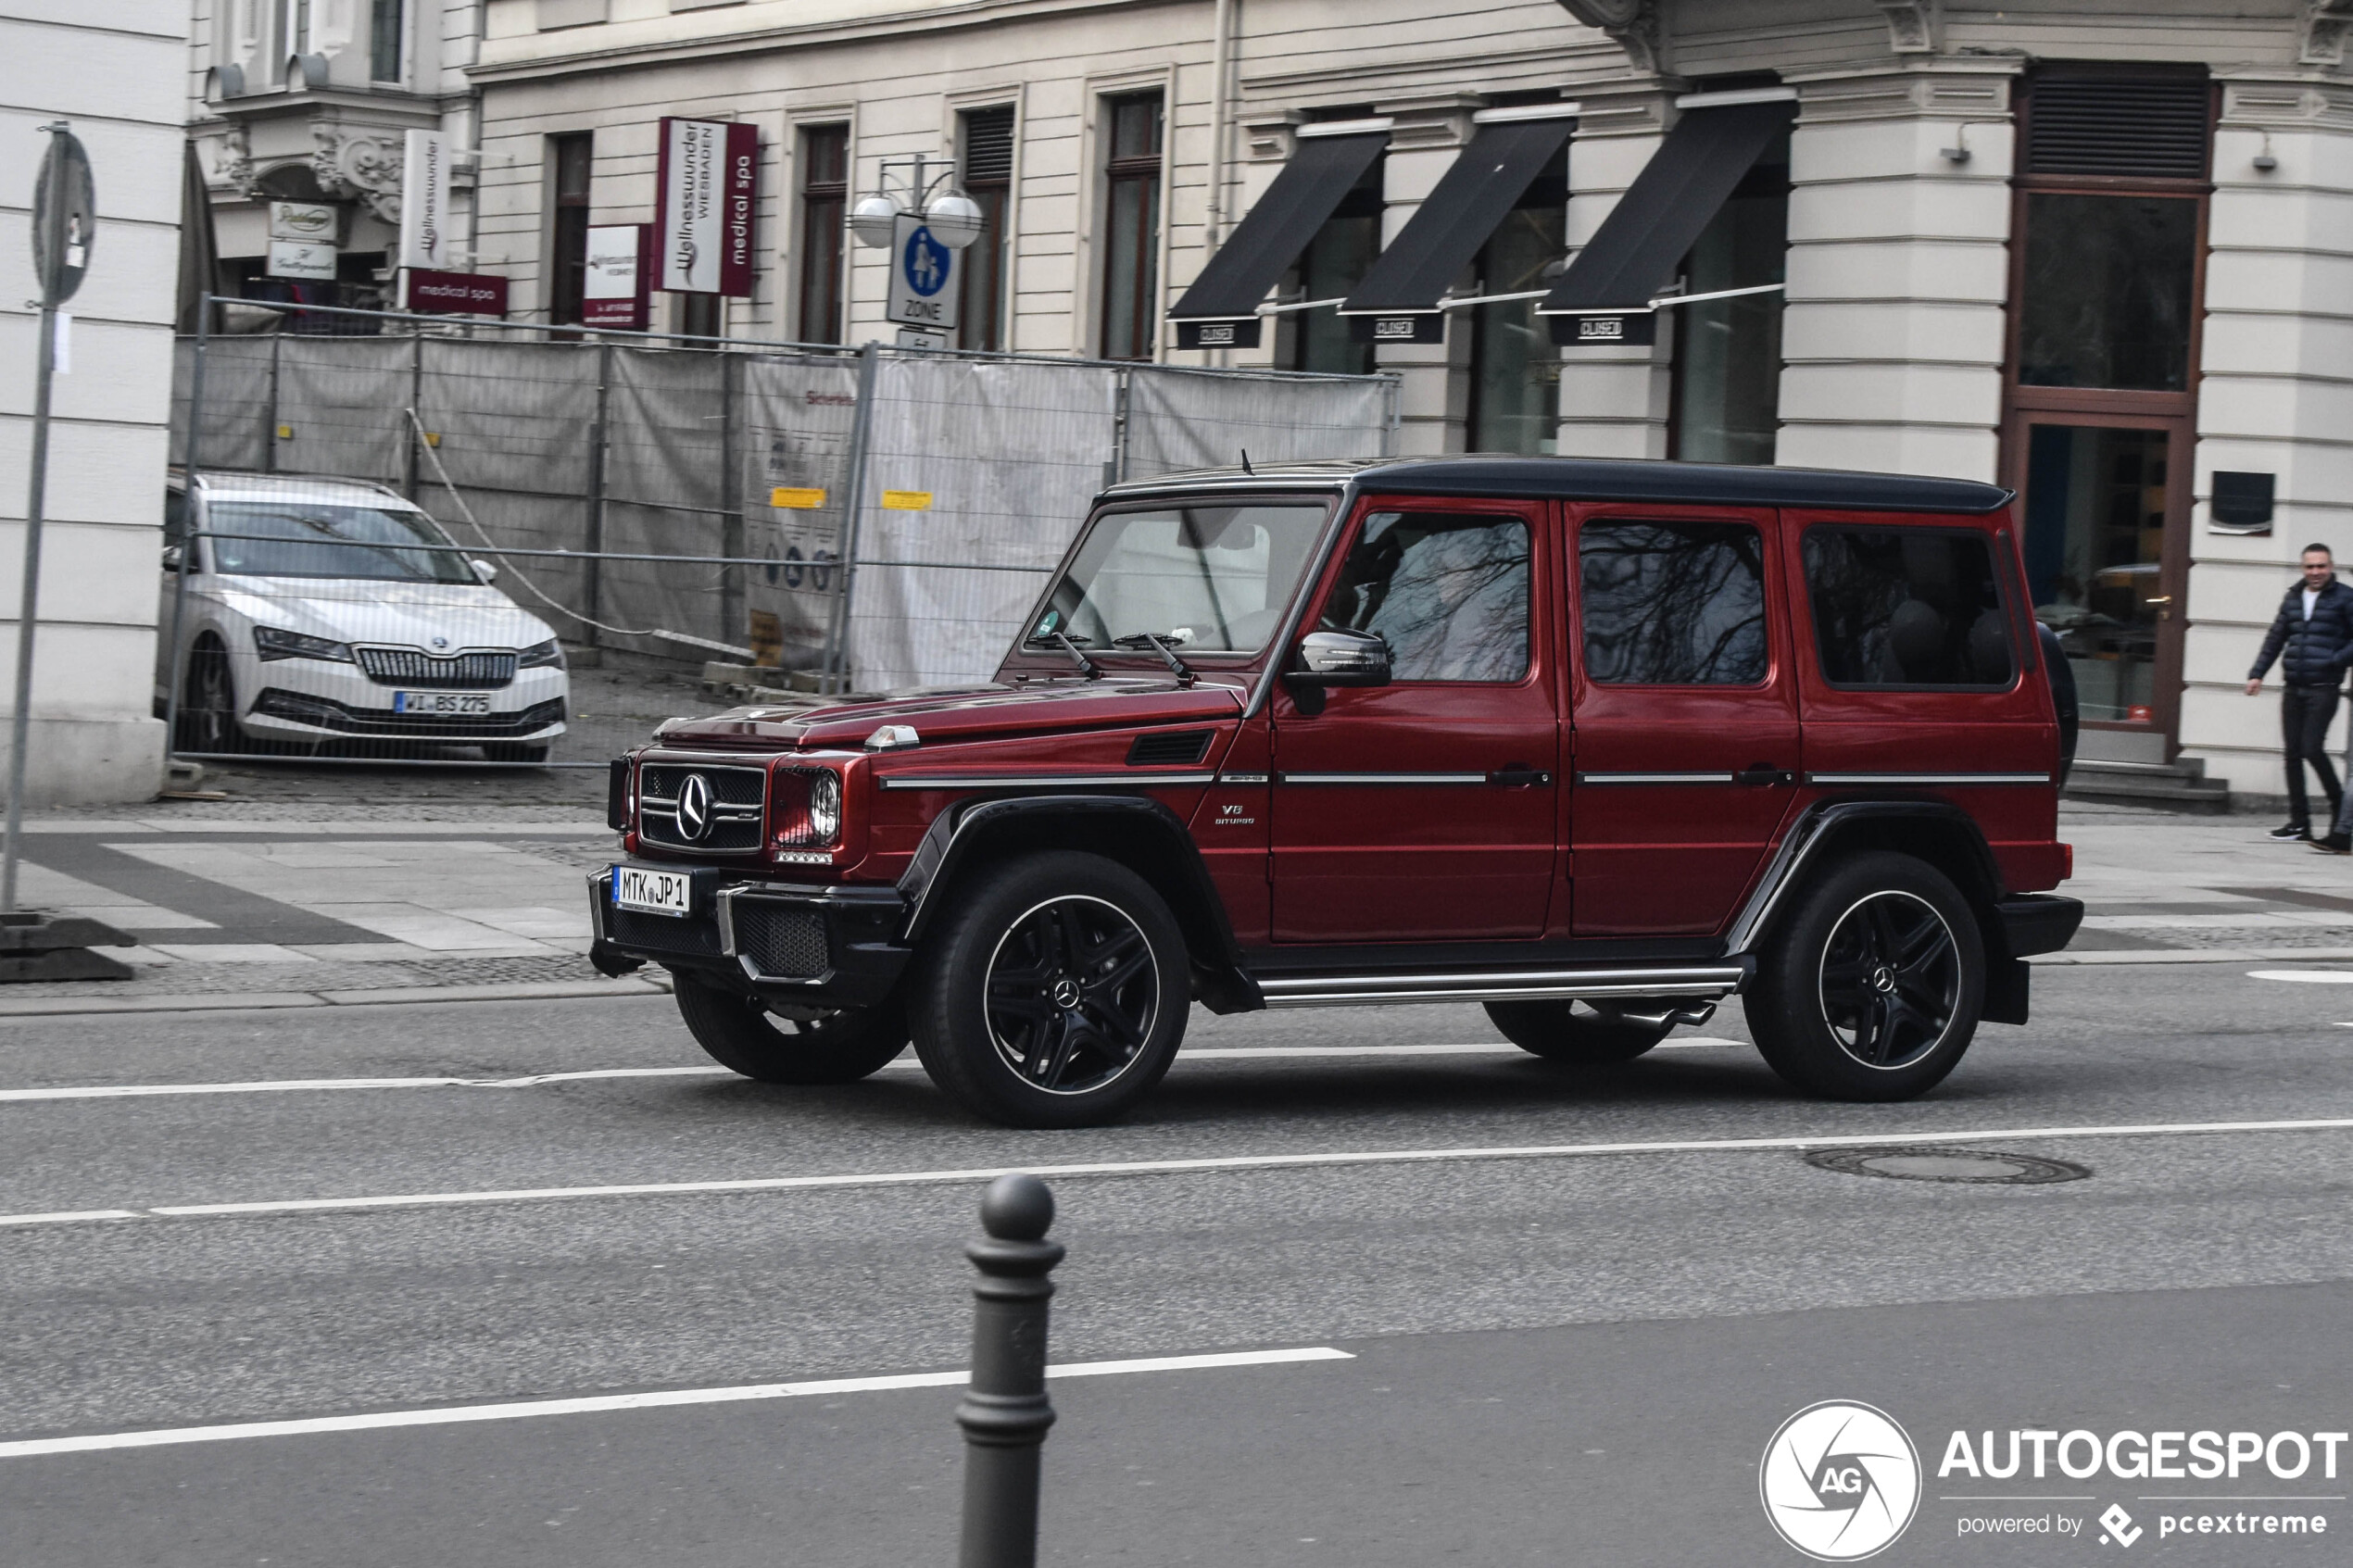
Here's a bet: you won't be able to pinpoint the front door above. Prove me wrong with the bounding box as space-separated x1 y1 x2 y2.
2011 418 2191 746
1567 506 1801 935
1269 498 1560 943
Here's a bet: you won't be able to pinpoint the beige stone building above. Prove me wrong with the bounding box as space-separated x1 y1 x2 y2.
265 0 2353 798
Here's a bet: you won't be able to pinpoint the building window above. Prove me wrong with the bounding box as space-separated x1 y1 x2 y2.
1278 152 1382 377
1099 92 1164 361
679 294 723 340
958 107 1015 352
1468 178 1567 455
547 132 594 328
797 124 849 345
1668 129 1787 466
369 0 401 82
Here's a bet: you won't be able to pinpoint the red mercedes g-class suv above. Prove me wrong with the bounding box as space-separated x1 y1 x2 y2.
592 457 2082 1128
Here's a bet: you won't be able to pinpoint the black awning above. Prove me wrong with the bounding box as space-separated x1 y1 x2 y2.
1167 130 1387 349
1539 97 1794 333
1338 116 1576 325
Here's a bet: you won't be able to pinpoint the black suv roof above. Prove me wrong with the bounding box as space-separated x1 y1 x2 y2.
1102 455 2014 516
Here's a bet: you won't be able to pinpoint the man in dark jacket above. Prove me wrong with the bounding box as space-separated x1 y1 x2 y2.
2246 544 2353 839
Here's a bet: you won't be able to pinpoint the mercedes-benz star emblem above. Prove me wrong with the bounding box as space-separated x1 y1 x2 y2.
676 773 714 842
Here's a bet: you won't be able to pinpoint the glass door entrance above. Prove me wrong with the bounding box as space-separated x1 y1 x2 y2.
2018 422 2185 732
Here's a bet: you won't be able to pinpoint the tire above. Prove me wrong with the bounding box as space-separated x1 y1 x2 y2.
910 850 1188 1128
672 970 910 1085
1485 999 1669 1063
173 635 245 754
1745 851 1984 1101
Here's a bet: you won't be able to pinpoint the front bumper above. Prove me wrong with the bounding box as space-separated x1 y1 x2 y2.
588 863 912 1008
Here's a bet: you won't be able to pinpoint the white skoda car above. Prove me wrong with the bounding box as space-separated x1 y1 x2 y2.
158 471 569 760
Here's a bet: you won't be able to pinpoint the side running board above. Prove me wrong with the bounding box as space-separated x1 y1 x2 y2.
1253 964 1747 1009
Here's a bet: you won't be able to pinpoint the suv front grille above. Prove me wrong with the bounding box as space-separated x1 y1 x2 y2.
734 903 828 978
640 763 766 853
355 647 519 689
607 904 725 959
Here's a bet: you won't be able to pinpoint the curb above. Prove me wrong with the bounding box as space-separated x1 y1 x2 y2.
0 975 673 1019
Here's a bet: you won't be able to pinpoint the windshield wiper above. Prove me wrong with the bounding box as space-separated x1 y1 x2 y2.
1026 629 1102 680
1113 633 1198 686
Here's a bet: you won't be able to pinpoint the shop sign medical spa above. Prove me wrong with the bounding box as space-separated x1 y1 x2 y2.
658 118 758 297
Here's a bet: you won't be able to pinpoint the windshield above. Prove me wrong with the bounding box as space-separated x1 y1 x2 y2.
203 499 476 584
1028 503 1329 656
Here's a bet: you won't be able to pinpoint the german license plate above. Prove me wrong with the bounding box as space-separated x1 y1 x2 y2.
612 866 691 917
393 691 493 715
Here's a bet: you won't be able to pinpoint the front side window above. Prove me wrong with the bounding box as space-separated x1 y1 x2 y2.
205 500 475 584
1804 527 2016 689
1031 503 1327 655
1579 519 1768 684
1321 512 1530 682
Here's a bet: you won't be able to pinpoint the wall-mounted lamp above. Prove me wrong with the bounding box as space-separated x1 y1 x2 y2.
1939 123 1971 164
850 154 985 251
2253 130 2279 173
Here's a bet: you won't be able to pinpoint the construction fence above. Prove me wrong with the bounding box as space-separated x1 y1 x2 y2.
167 299 1397 765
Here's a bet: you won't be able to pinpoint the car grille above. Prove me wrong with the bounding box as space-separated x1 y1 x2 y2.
354 648 519 689
734 903 828 979
606 904 726 959
640 763 766 853
252 689 565 737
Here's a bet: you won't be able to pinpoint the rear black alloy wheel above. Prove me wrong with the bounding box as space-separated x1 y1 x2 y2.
912 851 1188 1128
1484 999 1670 1064
1747 851 1983 1101
174 635 244 754
672 970 910 1085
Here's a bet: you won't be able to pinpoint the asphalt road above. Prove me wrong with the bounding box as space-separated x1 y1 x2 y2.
4 963 2351 1565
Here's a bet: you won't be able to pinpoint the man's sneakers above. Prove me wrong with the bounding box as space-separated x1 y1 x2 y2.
2271 822 2313 840
2314 833 2353 855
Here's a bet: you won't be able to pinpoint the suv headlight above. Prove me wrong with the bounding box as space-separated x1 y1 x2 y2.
518 638 566 670
253 627 355 663
769 766 842 857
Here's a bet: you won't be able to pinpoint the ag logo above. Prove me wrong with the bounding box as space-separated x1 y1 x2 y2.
675 772 713 842
1759 1401 1920 1561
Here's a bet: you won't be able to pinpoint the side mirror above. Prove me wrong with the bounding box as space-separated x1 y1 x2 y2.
470 558 498 583
161 545 183 572
1289 629 1390 687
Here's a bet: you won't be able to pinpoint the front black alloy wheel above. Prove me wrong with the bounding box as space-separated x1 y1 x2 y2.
912 851 1188 1128
1746 851 1983 1101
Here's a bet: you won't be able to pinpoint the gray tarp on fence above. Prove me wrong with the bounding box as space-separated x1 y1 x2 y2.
173 320 1396 688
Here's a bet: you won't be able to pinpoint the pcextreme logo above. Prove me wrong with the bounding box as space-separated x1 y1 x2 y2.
1761 1401 1923 1562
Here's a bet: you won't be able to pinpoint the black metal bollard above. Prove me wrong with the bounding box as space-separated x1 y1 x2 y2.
955 1174 1063 1568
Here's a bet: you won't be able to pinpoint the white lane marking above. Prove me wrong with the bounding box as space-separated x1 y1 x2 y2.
0 1347 1353 1461
0 1210 141 1227
2248 970 2353 983
0 1113 2328 1229
0 1042 1753 1104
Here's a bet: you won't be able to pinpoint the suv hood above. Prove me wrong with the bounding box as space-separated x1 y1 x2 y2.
212 574 558 652
652 678 1248 751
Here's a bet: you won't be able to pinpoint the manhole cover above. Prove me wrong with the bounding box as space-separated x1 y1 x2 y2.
1803 1147 2090 1185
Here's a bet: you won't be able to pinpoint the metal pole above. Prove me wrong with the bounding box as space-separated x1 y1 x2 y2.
956 1174 1062 1568
263 332 282 474
719 350 743 652
584 340 611 649
403 328 424 501
162 295 214 767
822 340 881 695
2 303 59 910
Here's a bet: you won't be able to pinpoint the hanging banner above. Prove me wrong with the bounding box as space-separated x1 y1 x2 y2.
399 129 450 270
583 223 651 329
657 118 758 296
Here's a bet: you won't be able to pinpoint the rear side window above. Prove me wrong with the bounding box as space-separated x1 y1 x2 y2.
1803 526 2016 689
1321 511 1530 682
1579 519 1768 684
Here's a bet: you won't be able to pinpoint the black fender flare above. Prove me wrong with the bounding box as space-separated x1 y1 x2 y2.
895 793 1263 1012
1725 799 2034 1025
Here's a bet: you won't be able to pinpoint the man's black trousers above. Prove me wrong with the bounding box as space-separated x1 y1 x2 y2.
2282 684 2344 828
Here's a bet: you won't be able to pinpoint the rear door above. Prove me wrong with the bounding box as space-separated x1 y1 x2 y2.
1567 505 1801 935
1269 496 1560 943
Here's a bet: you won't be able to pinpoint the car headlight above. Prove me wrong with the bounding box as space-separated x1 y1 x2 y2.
253 627 355 663
518 638 566 670
770 766 842 857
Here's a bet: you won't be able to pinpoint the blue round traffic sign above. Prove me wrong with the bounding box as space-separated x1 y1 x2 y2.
901 225 950 298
